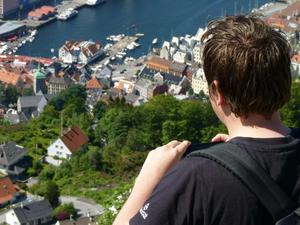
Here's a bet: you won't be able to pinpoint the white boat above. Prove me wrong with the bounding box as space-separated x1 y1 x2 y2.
152 38 158 45
86 0 105 6
136 33 145 37
57 8 78 20
111 56 116 61
30 30 37 37
133 42 141 47
116 54 125 59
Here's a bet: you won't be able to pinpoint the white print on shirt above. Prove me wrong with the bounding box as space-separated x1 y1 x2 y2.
139 203 150 220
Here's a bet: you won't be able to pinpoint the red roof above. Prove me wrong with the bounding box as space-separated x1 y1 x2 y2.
0 68 22 86
0 177 17 205
86 77 102 89
28 6 56 18
61 127 89 152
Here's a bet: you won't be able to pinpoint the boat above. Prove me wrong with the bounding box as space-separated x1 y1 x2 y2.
136 33 145 37
30 30 37 37
111 56 116 61
152 38 158 45
116 54 125 59
133 42 141 48
86 0 105 6
57 8 78 21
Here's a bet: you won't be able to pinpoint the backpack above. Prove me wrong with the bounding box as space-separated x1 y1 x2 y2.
186 142 300 225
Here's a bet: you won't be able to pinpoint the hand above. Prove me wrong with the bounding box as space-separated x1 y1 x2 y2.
136 140 191 185
211 133 229 142
112 140 191 225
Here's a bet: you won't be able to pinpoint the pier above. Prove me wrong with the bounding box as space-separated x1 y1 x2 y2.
22 0 87 29
96 36 140 65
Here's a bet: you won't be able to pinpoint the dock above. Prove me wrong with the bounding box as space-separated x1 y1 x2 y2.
22 0 87 29
97 36 139 65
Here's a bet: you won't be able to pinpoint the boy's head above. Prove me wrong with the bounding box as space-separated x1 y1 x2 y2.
201 15 291 119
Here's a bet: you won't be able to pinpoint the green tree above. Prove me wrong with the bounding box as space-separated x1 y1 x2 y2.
93 101 107 120
280 81 300 127
32 181 60 207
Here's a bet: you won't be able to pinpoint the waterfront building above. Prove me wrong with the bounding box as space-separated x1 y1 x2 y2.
0 0 18 18
192 42 202 65
33 68 47 94
160 42 171 60
28 6 56 21
59 41 104 64
6 199 53 225
173 50 188 64
192 67 208 95
47 127 89 161
48 75 73 95
0 21 26 41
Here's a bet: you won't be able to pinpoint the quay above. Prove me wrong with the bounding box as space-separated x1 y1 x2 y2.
22 0 87 29
97 36 140 65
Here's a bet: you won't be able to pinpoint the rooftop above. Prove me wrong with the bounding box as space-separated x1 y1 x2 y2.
0 21 25 36
13 199 53 224
0 176 17 205
61 127 89 152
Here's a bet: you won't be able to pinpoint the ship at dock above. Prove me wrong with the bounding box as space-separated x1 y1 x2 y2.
86 0 106 6
57 8 78 21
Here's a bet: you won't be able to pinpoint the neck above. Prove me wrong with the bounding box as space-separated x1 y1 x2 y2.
225 112 290 139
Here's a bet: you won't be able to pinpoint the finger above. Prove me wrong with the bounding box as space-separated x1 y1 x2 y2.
174 140 191 155
211 134 229 142
165 140 181 148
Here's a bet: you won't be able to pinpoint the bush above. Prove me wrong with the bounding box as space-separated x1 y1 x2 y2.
53 203 77 221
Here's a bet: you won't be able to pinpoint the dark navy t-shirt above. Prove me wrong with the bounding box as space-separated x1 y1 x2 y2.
130 129 300 225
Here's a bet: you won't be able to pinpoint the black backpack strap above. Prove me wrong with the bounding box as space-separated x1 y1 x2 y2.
188 142 296 222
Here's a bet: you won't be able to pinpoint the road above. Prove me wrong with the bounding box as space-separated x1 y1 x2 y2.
60 196 104 217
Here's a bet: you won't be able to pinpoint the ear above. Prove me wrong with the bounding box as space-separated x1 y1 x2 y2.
210 80 226 106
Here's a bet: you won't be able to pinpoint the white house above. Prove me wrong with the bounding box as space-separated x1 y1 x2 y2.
6 199 53 225
59 41 104 65
192 68 208 95
47 127 89 161
173 50 188 64
192 42 202 65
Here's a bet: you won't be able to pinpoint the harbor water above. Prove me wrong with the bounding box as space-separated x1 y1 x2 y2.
17 0 272 58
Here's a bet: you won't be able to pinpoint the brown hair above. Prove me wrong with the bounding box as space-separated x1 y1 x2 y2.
201 15 291 118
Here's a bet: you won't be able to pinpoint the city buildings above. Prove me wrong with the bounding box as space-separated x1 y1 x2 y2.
192 68 208 95
48 75 74 95
28 6 56 21
0 21 26 41
0 0 18 18
59 41 105 64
